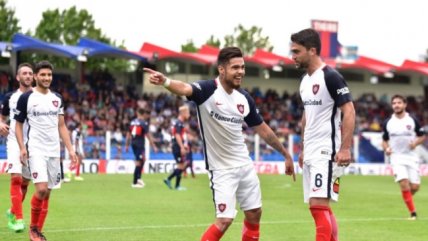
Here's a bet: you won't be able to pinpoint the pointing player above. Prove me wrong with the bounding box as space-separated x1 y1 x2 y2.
291 28 355 241
145 46 295 241
15 60 78 241
1 63 33 232
382 94 425 220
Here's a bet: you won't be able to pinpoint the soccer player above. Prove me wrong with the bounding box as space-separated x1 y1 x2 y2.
291 28 355 241
64 122 85 182
144 46 295 241
382 95 425 220
15 60 78 241
125 108 157 188
163 105 191 190
0 63 33 232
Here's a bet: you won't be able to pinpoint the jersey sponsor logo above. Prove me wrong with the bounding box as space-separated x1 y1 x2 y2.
32 110 59 117
336 87 350 95
218 203 226 212
303 99 322 106
312 84 320 95
237 104 244 114
32 172 38 179
209 111 243 124
52 100 59 107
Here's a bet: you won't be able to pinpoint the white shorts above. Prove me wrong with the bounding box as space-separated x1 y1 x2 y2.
28 156 61 189
6 142 31 179
303 159 344 203
392 163 420 184
208 164 262 218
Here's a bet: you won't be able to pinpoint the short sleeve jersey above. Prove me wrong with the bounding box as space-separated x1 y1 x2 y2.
71 128 84 154
187 77 263 170
171 119 188 150
299 65 352 161
382 112 424 158
14 89 64 157
1 89 28 145
128 118 149 148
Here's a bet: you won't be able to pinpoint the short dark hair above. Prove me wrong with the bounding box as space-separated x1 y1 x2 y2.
34 60 54 74
17 63 33 75
391 94 407 103
137 108 150 115
217 47 243 66
290 28 321 55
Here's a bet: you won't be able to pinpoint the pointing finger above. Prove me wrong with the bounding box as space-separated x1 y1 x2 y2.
143 67 157 74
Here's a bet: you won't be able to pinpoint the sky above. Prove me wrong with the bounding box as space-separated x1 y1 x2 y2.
6 0 428 65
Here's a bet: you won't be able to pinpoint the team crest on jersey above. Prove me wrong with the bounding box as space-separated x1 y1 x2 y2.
8 163 13 170
237 104 244 114
218 203 226 212
312 84 320 95
333 178 340 193
32 172 38 179
52 100 59 107
406 125 411 130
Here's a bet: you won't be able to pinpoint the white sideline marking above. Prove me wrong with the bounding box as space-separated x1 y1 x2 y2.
1 217 425 234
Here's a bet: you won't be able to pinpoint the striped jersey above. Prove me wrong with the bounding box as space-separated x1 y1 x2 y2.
187 77 263 170
300 64 352 161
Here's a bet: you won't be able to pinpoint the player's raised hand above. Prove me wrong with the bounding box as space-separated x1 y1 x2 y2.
143 68 166 86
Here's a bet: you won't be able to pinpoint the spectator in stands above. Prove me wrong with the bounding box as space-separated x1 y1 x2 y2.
144 46 295 241
382 94 426 220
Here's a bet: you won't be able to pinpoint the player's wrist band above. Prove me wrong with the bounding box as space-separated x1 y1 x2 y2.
163 77 171 87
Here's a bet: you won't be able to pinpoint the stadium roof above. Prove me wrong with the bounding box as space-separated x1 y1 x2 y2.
138 43 214 64
12 33 88 61
397 59 428 76
77 37 147 61
337 56 397 74
252 49 294 66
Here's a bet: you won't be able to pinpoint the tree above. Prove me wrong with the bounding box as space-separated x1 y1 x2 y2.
180 24 272 56
181 39 198 53
28 6 129 71
0 0 21 42
205 35 221 48
224 24 273 55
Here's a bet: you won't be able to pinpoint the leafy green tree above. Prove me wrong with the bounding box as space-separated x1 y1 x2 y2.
224 24 273 55
28 6 129 71
181 39 198 53
0 0 20 42
205 35 221 48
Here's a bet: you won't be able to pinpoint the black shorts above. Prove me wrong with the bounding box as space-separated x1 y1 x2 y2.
131 145 145 161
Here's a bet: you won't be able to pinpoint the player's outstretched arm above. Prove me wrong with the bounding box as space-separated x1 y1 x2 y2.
254 122 295 181
143 68 193 97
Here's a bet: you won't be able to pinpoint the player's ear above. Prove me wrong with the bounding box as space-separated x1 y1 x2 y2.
218 65 224 75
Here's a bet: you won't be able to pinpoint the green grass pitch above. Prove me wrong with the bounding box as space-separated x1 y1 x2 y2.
0 173 427 240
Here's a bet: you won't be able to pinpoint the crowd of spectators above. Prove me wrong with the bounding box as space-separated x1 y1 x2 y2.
0 70 427 159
